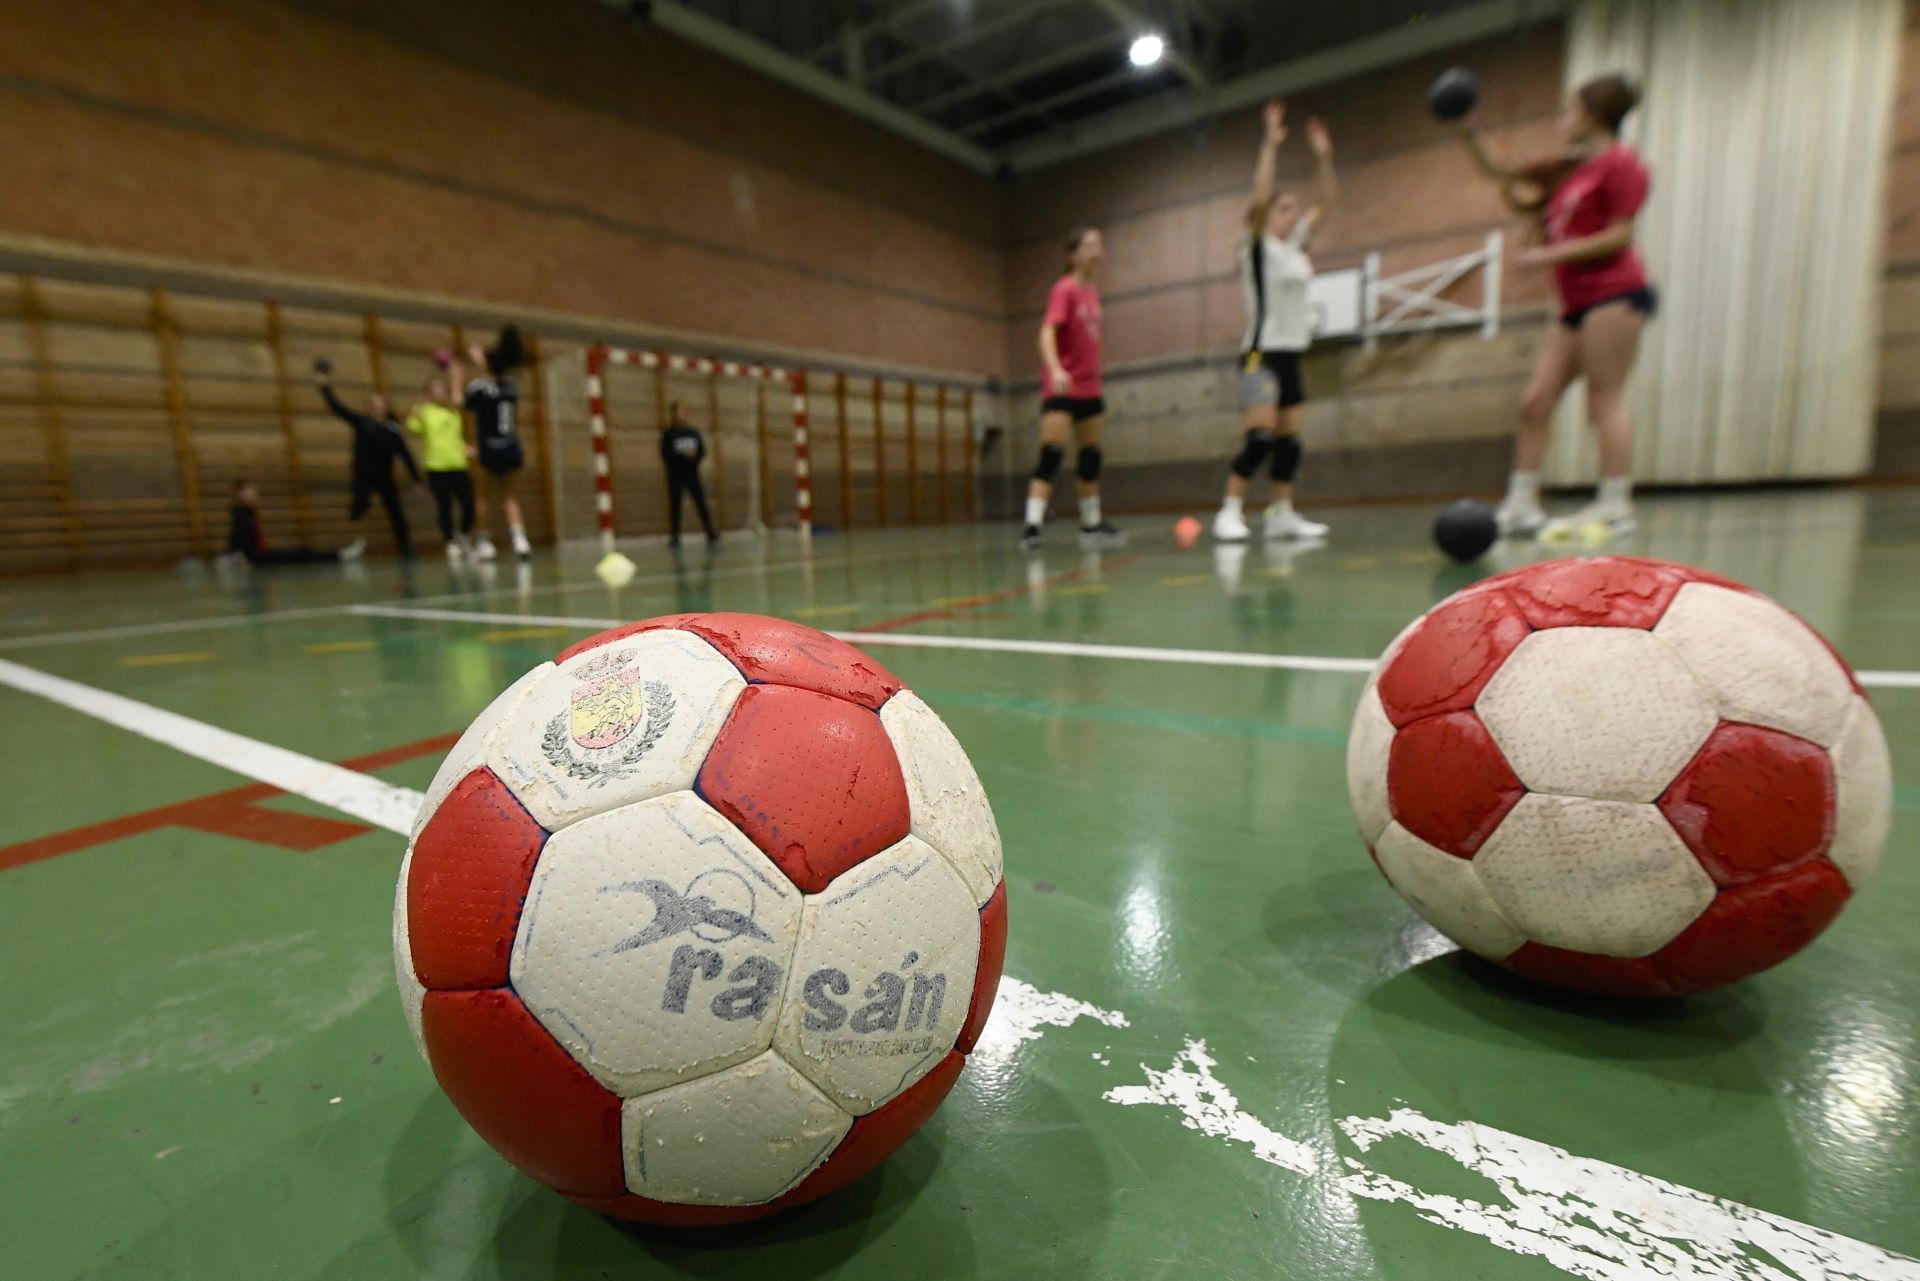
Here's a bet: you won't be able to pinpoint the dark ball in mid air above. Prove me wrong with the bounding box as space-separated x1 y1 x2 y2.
1434 499 1498 562
1428 66 1481 122
313 356 333 376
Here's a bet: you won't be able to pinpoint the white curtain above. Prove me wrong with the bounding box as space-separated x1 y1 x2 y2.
1549 0 1900 485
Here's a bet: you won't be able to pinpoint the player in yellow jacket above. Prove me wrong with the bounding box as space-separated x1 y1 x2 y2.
407 374 475 561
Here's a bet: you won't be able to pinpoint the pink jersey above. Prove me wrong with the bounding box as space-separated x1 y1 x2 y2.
1041 275 1103 398
1544 143 1652 312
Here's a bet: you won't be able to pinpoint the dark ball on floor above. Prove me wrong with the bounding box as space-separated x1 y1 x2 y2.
1434 498 1498 561
1428 66 1481 122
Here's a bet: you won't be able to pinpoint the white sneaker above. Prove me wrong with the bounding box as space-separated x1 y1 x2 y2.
1495 500 1548 539
445 541 464 564
510 528 532 560
472 536 498 562
1540 503 1636 543
1213 506 1251 542
339 536 367 562
1264 506 1328 541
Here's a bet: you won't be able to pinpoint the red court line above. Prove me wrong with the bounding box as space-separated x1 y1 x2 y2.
856 554 1140 634
0 731 459 875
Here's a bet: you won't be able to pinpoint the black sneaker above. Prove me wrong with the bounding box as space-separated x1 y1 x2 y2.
1020 525 1043 550
1078 519 1127 548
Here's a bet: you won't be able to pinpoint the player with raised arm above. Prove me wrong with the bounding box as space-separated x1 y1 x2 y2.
314 359 418 560
451 326 533 561
406 372 475 562
1452 73 1655 539
1214 100 1336 543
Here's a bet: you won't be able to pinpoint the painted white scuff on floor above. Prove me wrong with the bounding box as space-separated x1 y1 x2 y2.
1103 1038 1319 1176
1338 1109 1920 1281
1104 1044 1920 1281
973 976 1128 1059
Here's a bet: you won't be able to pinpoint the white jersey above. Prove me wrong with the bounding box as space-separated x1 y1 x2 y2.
1238 221 1315 353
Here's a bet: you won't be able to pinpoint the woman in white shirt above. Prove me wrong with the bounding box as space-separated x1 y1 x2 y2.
1214 100 1336 543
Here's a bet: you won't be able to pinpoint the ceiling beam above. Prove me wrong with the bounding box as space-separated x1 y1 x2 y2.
802 0 1064 134
861 0 1075 86
803 0 952 64
909 29 1121 115
960 64 1146 138
625 0 996 173
1001 0 1568 173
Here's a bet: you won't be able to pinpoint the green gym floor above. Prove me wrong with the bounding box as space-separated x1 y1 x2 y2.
2 486 1917 1281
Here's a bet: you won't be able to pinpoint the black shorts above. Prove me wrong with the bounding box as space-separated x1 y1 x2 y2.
1561 287 1659 329
1238 350 1305 410
478 443 524 476
1041 395 1105 422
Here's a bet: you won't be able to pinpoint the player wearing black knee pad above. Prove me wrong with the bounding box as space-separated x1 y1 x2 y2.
1024 227 1124 550
1214 101 1334 544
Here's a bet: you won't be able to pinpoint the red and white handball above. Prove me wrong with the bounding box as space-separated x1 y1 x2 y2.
394 614 1007 1223
1347 557 1893 996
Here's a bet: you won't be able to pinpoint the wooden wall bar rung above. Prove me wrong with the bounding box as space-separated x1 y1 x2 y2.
150 287 208 556
935 385 949 523
755 383 772 531
834 372 851 532
362 313 388 398
264 300 314 544
523 333 560 545
871 378 888 527
904 382 919 524
962 388 978 522
706 364 727 529
20 277 82 567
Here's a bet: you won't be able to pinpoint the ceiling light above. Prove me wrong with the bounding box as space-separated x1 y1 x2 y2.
1128 33 1165 68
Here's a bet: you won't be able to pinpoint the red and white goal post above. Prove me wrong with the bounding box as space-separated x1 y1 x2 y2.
582 344 812 552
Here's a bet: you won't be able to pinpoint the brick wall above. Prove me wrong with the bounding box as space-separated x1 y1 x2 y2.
0 0 1004 378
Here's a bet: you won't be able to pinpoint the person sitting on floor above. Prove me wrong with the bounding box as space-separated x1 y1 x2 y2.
220 479 361 567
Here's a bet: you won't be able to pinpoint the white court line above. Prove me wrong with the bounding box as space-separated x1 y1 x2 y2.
4 655 1915 1278
0 606 352 653
0 543 983 653
346 605 1920 688
350 604 624 630
837 631 1380 674
0 657 418 834
347 604 1380 673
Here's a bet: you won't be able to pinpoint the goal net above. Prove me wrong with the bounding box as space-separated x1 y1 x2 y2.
543 345 813 549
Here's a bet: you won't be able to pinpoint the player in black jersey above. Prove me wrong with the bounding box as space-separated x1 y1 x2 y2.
314 360 419 559
451 325 532 561
660 400 718 546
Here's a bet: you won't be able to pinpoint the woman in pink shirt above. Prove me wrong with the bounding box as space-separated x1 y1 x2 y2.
1023 227 1125 549
1457 73 1655 539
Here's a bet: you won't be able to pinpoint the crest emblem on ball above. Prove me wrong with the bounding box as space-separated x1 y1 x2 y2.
541 650 676 785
